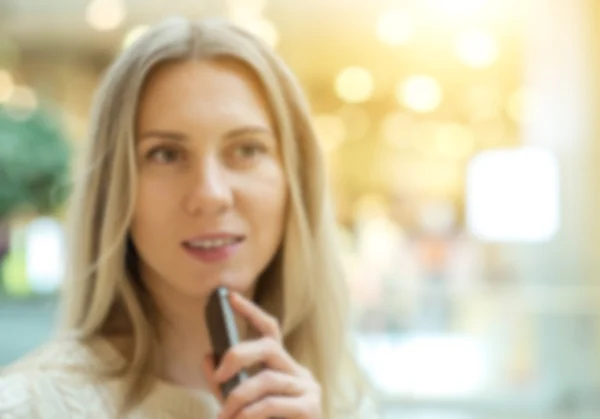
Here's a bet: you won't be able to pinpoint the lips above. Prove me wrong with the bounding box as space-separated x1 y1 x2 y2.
182 234 244 263
182 232 245 252
184 236 244 250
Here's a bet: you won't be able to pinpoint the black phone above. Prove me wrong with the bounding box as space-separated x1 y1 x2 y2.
205 286 249 398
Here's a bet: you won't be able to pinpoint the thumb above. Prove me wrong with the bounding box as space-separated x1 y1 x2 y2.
202 353 225 404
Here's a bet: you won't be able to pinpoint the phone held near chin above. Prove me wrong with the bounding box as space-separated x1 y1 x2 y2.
205 286 249 399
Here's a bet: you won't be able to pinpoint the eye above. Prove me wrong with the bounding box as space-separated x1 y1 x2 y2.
145 146 181 164
233 142 268 160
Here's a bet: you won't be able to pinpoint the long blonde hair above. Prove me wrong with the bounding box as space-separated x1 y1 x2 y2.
59 16 368 417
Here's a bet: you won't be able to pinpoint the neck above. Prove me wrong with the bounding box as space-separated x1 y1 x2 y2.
155 297 215 389
141 271 253 389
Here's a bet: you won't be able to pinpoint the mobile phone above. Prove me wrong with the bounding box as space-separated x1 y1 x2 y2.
205 286 249 398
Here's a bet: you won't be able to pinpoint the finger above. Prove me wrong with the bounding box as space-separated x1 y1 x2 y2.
229 292 282 341
219 370 303 419
214 337 300 383
202 353 225 404
231 395 317 419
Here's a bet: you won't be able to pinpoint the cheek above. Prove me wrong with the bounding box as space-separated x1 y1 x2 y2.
132 175 181 228
253 166 287 212
244 167 288 235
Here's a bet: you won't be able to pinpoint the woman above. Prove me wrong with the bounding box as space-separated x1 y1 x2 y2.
0 17 374 418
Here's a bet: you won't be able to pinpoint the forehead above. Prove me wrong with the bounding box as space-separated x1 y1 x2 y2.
135 58 276 131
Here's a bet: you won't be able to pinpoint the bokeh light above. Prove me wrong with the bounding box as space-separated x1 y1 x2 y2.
455 29 499 68
85 0 126 31
376 10 414 46
428 0 490 20
0 70 15 103
238 19 280 49
467 147 560 242
397 75 443 113
226 0 268 21
335 67 375 104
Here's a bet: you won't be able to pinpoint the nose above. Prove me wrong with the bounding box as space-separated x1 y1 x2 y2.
183 157 233 216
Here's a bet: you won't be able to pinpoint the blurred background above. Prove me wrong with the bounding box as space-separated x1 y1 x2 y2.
1 0 600 417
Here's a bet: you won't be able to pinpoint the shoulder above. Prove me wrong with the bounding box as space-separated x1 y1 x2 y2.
0 366 38 418
1 336 110 378
0 337 118 418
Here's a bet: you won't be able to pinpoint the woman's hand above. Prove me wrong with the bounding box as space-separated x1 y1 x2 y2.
202 292 322 419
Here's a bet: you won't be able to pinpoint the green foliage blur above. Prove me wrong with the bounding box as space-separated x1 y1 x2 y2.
0 105 71 220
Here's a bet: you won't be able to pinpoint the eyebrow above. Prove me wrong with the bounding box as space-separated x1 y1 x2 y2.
138 125 274 142
226 126 274 139
138 130 186 142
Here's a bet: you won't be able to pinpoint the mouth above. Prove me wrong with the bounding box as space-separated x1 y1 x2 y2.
183 236 245 250
182 235 244 263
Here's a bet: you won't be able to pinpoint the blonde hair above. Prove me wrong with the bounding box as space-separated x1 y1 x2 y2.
59 16 369 417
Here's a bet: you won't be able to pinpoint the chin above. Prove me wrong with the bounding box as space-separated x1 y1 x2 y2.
217 271 257 294
176 267 259 299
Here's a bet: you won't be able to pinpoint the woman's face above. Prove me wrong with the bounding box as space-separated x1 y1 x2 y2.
130 59 287 302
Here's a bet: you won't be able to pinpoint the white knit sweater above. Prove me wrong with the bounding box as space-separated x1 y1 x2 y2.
0 337 221 418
